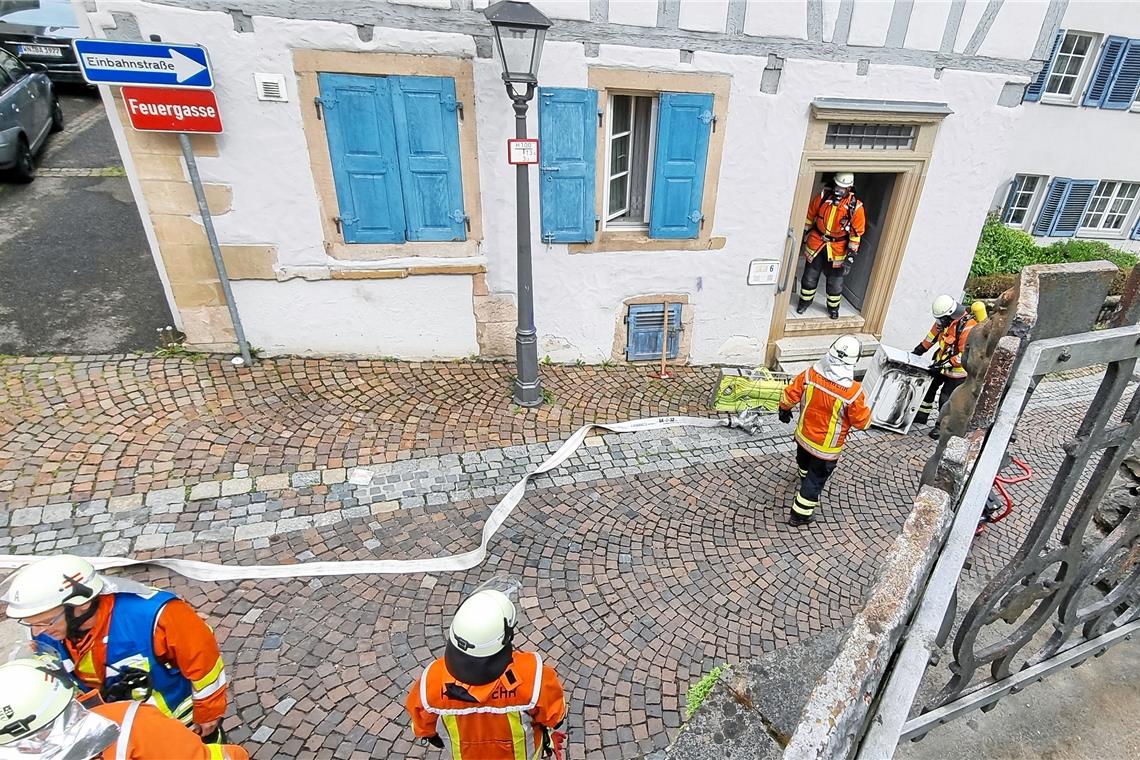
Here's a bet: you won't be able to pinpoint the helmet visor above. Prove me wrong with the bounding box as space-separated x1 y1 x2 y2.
0 701 118 760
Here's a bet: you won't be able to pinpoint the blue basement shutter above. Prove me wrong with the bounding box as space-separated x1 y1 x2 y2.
1104 38 1140 110
317 73 406 244
649 92 715 240
538 88 597 243
1050 179 1098 237
1025 30 1063 102
999 177 1020 223
1033 178 1070 236
625 303 682 361
389 76 466 241
1084 36 1128 107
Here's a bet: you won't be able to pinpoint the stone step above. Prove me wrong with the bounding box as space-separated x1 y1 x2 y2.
774 332 879 363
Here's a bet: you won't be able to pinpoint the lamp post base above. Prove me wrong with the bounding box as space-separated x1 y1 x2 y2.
513 376 543 408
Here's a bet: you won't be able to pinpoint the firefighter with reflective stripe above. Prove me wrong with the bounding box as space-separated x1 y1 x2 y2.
778 335 872 526
0 659 249 760
0 555 230 741
912 295 978 435
796 172 867 320
406 581 567 759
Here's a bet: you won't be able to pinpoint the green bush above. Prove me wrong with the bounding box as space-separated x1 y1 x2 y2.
1039 239 1137 270
970 216 1040 277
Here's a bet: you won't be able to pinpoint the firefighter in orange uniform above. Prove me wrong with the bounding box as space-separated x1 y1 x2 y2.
1 555 230 742
778 335 872 525
0 658 249 760
407 581 567 759
797 172 867 319
912 294 978 436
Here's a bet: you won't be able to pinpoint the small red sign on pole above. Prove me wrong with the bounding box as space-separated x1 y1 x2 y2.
507 138 539 165
122 86 223 133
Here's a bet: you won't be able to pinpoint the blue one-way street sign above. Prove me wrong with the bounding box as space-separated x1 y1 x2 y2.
73 39 213 89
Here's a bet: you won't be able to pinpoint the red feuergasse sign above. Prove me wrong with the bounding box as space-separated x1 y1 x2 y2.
122 86 223 133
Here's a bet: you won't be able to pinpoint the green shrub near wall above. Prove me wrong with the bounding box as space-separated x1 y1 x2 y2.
966 216 1137 298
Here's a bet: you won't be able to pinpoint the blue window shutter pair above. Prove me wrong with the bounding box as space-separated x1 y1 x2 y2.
1025 30 1063 102
538 88 597 243
1033 178 1098 237
537 88 715 242
319 74 465 244
649 92 715 239
626 303 682 361
1084 36 1128 106
1104 39 1140 109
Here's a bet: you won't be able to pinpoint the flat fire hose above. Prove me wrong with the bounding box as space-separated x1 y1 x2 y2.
0 416 733 582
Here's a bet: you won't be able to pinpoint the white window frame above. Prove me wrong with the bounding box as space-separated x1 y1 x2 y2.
1004 174 1046 229
1079 180 1140 236
1042 31 1101 105
601 92 658 231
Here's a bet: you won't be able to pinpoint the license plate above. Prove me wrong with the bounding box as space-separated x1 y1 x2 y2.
18 45 63 57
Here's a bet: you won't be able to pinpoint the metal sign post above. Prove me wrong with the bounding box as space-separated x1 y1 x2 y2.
177 133 252 367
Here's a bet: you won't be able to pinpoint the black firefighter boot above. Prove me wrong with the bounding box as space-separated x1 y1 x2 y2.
827 305 840 320
795 299 811 314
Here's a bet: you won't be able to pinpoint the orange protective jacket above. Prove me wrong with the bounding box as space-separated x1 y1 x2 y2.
920 315 977 379
66 595 228 725
93 702 248 760
407 650 567 760
804 190 866 266
779 367 872 460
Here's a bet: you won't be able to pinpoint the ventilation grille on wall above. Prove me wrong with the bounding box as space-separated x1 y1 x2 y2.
825 122 916 150
254 72 288 102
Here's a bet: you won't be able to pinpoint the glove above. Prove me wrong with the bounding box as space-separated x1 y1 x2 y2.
841 259 853 276
911 344 925 356
778 407 793 424
424 735 444 749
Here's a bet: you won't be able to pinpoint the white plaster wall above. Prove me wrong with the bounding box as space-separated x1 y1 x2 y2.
953 0 989 54
847 0 893 48
608 0 659 27
975 0 1048 60
904 0 951 51
232 277 479 357
1062 0 1140 37
822 0 842 42
679 0 729 34
530 0 591 21
743 0 807 39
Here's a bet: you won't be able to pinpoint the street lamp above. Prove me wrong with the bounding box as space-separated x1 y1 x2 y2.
484 0 551 408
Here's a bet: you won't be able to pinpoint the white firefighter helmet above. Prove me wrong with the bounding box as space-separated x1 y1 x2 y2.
1 555 103 620
833 172 855 188
0 660 120 758
932 294 958 319
448 589 516 658
828 334 861 366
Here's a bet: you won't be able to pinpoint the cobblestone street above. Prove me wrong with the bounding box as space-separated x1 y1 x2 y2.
0 356 1104 757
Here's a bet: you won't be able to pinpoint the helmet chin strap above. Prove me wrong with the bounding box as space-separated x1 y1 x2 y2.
59 575 99 644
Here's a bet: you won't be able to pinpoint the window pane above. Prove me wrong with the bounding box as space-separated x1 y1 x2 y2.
608 174 628 216
610 134 630 175
1072 34 1091 56
1009 208 1026 225
611 95 631 134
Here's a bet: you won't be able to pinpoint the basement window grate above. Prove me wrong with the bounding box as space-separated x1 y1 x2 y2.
825 122 916 150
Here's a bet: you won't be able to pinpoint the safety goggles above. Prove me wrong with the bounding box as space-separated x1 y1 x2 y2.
15 609 65 632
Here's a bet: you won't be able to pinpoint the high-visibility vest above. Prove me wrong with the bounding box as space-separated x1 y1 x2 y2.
37 591 195 725
93 701 249 760
803 190 866 265
408 651 566 760
780 367 872 460
920 314 977 379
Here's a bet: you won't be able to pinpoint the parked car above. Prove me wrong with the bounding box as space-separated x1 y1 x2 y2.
0 45 61 182
0 0 83 85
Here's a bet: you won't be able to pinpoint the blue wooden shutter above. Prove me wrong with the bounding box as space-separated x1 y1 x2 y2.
538 88 597 243
1084 36 1128 107
1026 30 1063 102
649 92 714 240
1051 179 1098 237
625 303 682 361
1104 38 1140 110
318 73 406 244
389 76 466 241
999 177 1020 223
1132 214 1140 241
1033 178 1069 236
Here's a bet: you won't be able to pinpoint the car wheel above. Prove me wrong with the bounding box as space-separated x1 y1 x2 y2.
6 137 36 183
50 97 64 133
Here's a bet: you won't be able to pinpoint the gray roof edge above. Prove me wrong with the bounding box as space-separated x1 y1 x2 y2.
812 98 955 116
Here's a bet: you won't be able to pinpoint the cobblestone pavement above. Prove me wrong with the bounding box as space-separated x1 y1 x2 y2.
0 357 1106 758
